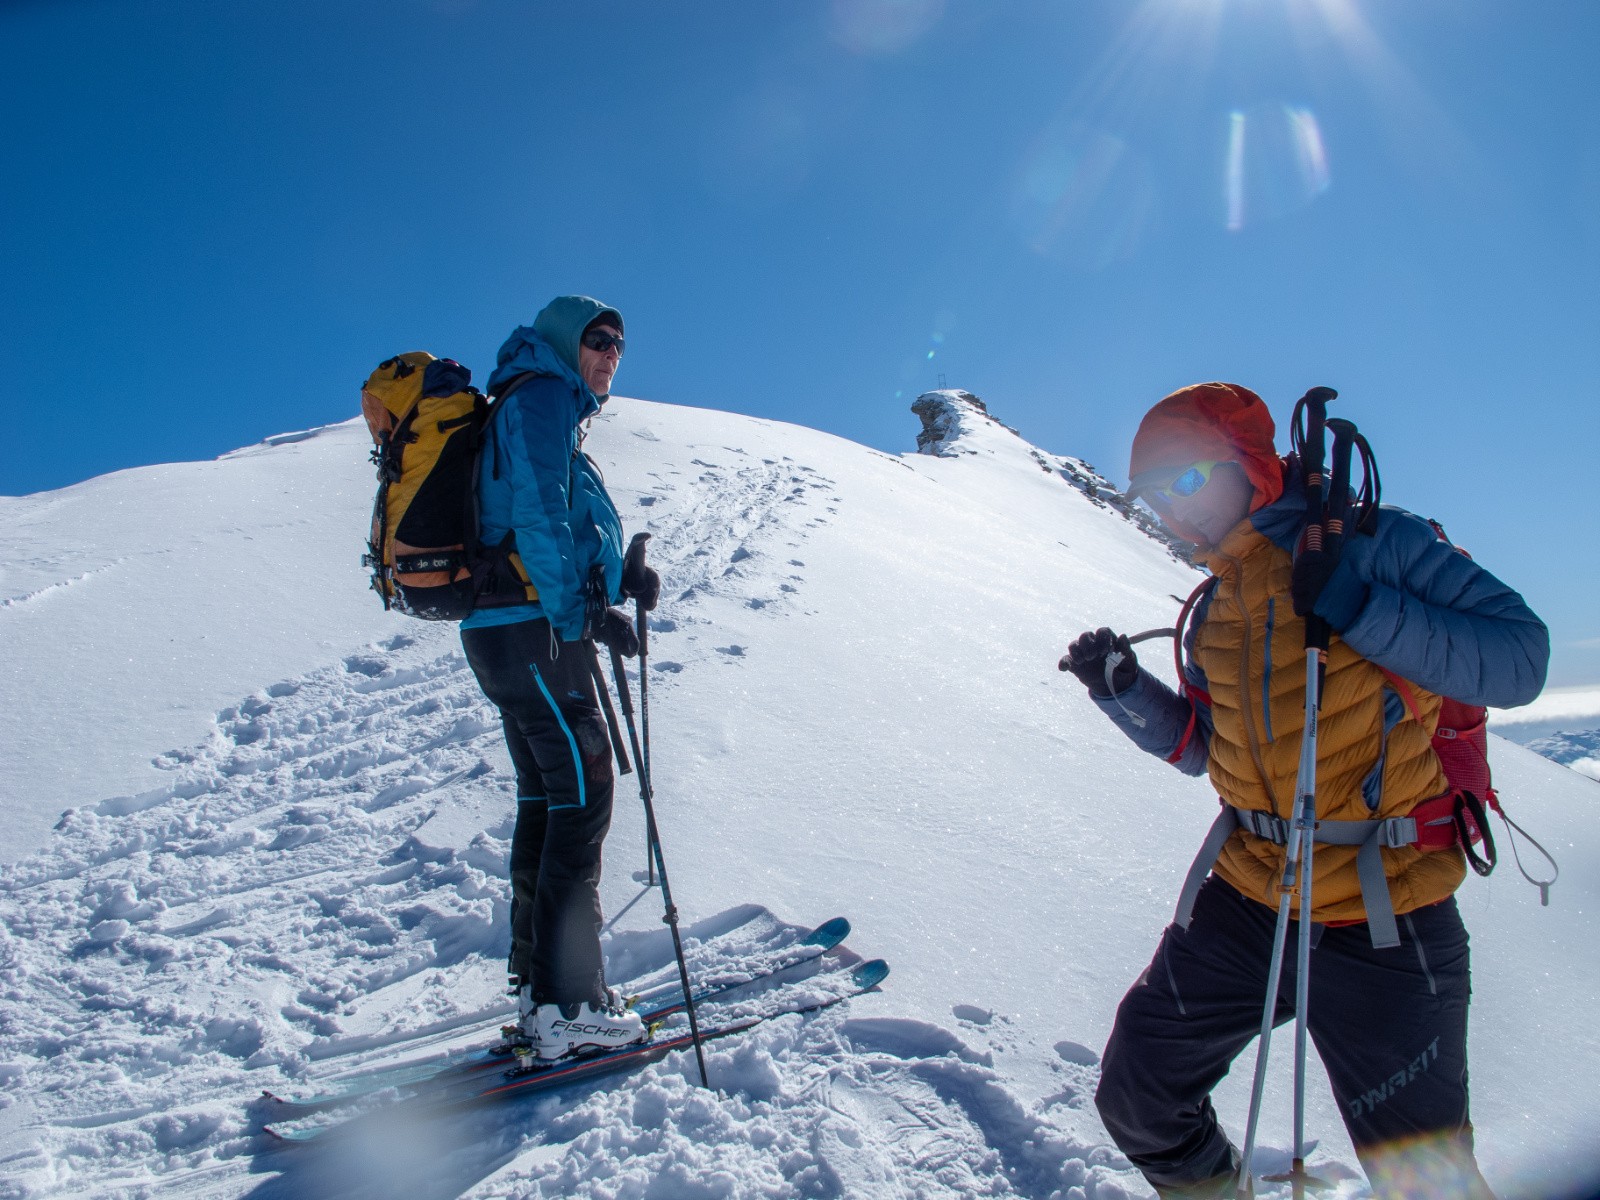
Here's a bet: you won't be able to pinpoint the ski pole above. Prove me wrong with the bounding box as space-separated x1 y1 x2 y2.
607 639 709 1090
1238 386 1337 1198
625 532 659 886
589 652 632 776
1279 419 1358 1199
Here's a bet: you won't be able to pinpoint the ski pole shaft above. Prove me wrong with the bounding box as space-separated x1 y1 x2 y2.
590 653 632 776
1290 644 1323 1193
1238 882 1298 1197
624 531 658 884
1285 419 1354 1186
1242 386 1340 1197
607 642 708 1089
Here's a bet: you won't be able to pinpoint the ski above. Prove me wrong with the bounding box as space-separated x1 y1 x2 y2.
261 916 851 1111
264 958 887 1143
469 958 889 1104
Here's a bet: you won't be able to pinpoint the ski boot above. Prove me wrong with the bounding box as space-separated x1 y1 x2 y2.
500 976 537 1053
526 989 646 1061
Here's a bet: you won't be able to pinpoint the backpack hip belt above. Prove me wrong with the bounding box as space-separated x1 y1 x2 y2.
1172 792 1494 951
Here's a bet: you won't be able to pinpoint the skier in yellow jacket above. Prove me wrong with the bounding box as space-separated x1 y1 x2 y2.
1061 383 1548 1199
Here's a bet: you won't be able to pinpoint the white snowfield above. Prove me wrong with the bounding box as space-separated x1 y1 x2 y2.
0 395 1595 1199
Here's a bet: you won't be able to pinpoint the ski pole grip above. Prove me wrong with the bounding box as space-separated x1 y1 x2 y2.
1325 419 1358 557
622 531 654 656
624 531 651 576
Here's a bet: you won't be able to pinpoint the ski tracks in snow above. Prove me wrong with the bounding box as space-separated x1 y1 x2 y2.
0 626 518 1195
0 435 1159 1198
605 430 841 677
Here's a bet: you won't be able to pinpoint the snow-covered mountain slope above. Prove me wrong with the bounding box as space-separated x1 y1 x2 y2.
1523 729 1600 783
1 395 1596 1200
0 429 409 862
1490 686 1600 783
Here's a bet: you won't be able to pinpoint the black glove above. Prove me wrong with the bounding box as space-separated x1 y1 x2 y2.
1059 627 1138 697
593 607 639 658
620 563 661 612
1290 548 1339 621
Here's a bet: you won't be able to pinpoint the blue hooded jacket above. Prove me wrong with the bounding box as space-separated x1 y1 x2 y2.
461 298 625 640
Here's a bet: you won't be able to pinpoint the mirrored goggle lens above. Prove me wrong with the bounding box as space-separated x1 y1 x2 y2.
1165 464 1212 498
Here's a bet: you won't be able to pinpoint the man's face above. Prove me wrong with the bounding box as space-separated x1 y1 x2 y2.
1152 461 1255 546
579 323 622 396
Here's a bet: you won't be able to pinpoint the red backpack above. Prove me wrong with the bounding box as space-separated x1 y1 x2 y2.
1375 522 1557 903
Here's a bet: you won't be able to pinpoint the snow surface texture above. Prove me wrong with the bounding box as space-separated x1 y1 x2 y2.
1 393 1597 1199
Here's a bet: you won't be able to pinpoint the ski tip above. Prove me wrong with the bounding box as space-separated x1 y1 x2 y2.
263 1122 325 1144
852 958 890 990
803 916 850 949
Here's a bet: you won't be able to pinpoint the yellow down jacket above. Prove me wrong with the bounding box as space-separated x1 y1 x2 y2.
1093 476 1548 929
1193 522 1462 923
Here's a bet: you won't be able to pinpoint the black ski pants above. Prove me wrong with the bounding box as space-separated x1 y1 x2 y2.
1096 874 1492 1200
461 618 615 1008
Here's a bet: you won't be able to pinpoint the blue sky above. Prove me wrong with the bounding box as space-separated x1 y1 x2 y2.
3 0 1597 686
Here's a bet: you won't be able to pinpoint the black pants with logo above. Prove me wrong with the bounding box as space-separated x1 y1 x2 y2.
1095 875 1492 1200
461 619 615 1008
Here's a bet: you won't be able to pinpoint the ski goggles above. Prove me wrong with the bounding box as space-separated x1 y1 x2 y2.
580 329 626 356
1135 460 1225 505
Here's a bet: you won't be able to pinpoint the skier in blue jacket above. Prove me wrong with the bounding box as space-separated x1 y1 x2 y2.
461 295 659 1060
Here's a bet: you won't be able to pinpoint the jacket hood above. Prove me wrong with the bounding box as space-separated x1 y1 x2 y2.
532 295 624 381
486 329 601 422
1127 382 1287 544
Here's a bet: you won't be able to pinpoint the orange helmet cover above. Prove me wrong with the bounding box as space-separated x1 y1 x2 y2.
1128 383 1286 523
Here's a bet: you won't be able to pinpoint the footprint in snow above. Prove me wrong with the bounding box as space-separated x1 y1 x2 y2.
651 661 684 673
715 645 745 657
342 654 389 678
1054 1039 1100 1066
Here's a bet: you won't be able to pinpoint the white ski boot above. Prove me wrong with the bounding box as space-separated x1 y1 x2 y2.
527 990 646 1060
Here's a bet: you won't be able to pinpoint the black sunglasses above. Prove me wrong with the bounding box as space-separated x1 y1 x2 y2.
581 329 625 356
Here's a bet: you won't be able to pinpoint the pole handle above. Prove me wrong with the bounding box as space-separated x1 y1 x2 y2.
624 531 652 657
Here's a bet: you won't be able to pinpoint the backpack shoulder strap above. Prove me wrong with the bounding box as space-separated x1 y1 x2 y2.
489 371 541 402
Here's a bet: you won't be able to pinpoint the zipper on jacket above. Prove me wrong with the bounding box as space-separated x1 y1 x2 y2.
1261 596 1277 746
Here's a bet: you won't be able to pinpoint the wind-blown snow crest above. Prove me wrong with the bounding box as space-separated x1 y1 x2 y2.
0 397 1596 1199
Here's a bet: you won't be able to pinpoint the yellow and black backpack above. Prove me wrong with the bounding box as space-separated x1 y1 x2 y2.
359 352 534 620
